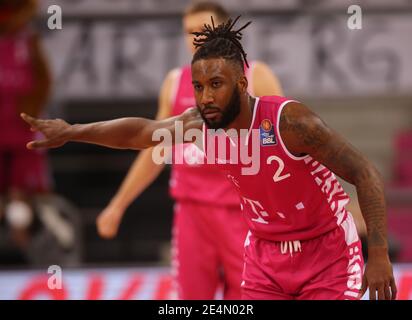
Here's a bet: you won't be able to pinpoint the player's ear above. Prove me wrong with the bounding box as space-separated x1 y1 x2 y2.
238 74 248 94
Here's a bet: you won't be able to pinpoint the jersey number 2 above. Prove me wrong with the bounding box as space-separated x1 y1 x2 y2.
267 156 291 182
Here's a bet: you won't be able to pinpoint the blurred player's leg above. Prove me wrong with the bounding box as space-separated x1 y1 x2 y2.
215 205 248 299
172 201 220 299
5 146 50 249
0 150 7 204
11 146 50 195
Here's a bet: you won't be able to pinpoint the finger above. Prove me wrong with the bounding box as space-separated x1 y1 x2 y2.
377 285 385 300
369 286 376 300
20 113 38 126
26 141 36 149
27 139 51 149
30 126 38 132
358 276 367 299
384 282 391 300
390 278 397 300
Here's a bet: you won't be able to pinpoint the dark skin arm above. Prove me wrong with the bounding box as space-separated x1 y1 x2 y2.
280 101 397 300
20 107 203 150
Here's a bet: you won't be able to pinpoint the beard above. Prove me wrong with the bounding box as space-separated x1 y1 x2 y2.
198 86 241 130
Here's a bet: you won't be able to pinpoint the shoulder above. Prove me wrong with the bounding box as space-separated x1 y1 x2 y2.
160 67 182 97
279 101 330 152
157 68 183 118
251 60 278 80
251 60 270 73
250 60 283 96
164 68 181 86
279 101 323 130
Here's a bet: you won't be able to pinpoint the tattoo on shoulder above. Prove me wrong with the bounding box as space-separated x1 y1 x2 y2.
279 103 329 152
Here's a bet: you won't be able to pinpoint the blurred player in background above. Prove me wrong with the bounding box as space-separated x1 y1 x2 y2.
0 0 74 264
96 1 283 299
0 0 51 254
21 16 397 300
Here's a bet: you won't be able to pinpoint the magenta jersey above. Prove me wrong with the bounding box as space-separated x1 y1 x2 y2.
169 63 254 206
204 96 351 241
0 29 34 147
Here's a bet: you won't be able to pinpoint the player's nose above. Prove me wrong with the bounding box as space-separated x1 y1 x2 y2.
200 87 214 105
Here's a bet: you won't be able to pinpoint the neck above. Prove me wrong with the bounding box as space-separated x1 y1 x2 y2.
227 93 255 133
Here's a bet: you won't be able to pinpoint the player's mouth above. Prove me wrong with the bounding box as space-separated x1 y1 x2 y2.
202 108 221 119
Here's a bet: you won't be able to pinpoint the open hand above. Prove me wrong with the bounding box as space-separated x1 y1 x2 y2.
21 113 71 149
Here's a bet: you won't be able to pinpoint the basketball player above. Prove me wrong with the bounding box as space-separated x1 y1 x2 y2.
96 2 282 300
21 17 397 300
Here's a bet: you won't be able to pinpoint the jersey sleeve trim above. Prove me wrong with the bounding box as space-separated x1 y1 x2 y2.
245 97 260 146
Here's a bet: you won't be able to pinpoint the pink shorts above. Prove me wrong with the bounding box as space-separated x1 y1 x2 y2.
172 200 248 299
0 145 51 195
242 214 364 300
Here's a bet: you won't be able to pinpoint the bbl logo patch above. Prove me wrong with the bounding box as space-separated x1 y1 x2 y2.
260 119 276 146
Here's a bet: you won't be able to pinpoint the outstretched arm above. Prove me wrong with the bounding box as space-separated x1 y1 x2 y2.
279 101 397 300
21 107 202 151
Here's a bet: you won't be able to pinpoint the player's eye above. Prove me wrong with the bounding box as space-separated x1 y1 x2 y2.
212 81 221 88
193 84 203 91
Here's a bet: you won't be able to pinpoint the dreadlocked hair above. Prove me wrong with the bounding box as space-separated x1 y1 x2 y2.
191 15 252 70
